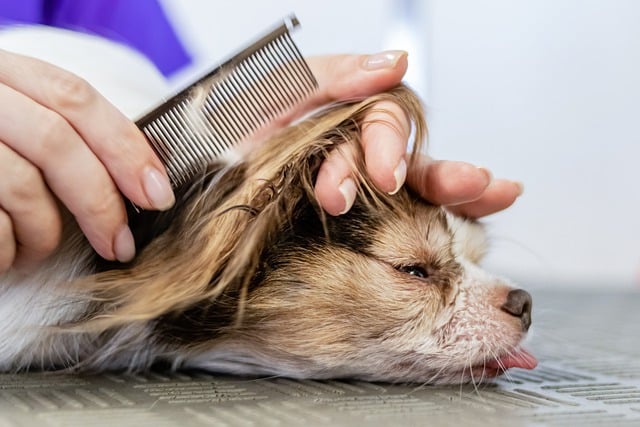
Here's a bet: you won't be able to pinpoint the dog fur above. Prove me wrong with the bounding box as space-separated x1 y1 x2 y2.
0 85 534 383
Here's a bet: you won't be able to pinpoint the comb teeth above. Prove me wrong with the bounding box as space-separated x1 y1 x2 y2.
136 16 318 188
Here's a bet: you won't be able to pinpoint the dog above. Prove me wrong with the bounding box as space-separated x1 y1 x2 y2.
0 85 536 384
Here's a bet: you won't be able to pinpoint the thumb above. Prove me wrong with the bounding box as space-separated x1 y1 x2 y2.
264 51 408 131
241 50 409 149
307 50 409 106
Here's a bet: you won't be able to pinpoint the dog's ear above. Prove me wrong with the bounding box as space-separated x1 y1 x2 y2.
70 84 427 332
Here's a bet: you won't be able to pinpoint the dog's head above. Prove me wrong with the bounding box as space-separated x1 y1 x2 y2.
78 85 535 383
154 187 535 383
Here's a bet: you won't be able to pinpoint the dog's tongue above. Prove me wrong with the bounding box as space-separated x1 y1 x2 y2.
487 348 538 370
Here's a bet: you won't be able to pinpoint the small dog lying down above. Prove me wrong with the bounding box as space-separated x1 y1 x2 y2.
0 85 536 384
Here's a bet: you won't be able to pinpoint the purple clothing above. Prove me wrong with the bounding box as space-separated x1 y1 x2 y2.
0 0 192 77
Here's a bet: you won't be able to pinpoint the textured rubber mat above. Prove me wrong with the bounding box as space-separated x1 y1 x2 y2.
1 290 639 426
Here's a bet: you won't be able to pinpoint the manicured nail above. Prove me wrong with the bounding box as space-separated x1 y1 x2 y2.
515 181 525 196
477 166 493 184
338 178 357 215
390 158 407 195
363 50 407 71
143 167 175 210
114 225 136 263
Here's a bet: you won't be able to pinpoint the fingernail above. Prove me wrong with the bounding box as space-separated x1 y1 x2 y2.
477 166 493 184
143 167 175 210
363 50 407 71
114 225 136 263
515 181 525 196
338 178 357 215
390 158 407 195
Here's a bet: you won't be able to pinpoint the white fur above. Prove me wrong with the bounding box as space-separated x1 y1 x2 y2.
0 229 91 370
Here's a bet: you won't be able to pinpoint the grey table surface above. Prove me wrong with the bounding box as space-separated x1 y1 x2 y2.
1 289 639 427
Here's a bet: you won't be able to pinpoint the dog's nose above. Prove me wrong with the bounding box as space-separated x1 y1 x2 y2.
500 289 532 332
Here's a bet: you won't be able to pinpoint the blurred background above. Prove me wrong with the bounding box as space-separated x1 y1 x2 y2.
163 0 640 290
2 0 640 290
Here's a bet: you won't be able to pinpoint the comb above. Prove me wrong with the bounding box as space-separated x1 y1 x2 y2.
135 15 318 189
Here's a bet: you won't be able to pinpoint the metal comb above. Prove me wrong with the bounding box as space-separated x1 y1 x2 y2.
135 15 318 188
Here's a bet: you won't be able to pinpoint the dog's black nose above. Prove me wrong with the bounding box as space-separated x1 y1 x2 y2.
501 289 532 332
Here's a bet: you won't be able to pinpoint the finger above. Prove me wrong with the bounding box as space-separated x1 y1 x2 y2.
447 180 524 219
253 51 408 139
0 209 16 272
314 101 411 213
0 49 174 211
361 101 411 194
306 51 408 107
0 142 62 269
315 145 359 216
406 157 493 206
0 83 132 262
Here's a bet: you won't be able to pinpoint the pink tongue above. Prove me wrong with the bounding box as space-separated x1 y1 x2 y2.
487 348 538 370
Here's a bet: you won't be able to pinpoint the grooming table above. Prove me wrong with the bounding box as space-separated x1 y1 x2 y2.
1 289 639 426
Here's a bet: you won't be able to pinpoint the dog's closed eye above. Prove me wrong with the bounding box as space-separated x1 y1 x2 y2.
397 265 429 279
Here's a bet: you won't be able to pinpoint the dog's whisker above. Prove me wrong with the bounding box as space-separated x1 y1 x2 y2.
464 352 483 397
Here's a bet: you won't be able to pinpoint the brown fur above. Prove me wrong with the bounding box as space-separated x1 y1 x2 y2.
74 85 426 332
0 84 533 382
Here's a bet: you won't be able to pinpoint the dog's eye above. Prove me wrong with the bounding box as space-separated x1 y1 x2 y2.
398 265 429 279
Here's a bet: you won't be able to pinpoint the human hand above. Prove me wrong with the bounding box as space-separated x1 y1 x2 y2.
256 50 523 218
0 49 175 273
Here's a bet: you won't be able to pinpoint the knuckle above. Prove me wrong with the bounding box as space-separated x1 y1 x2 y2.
94 123 150 174
37 110 71 151
4 158 45 204
80 186 122 222
321 147 354 181
49 70 95 110
75 187 123 260
364 101 411 135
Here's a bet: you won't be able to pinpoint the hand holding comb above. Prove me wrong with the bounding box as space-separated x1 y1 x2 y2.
115 16 318 257
135 15 318 190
